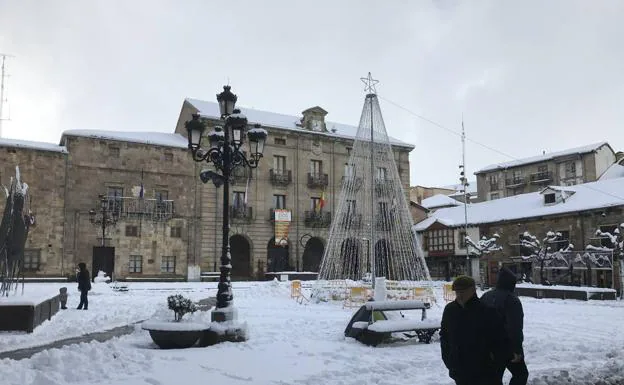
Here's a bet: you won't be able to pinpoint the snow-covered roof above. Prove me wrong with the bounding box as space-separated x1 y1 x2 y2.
441 182 477 195
599 163 624 181
61 130 188 149
0 137 68 154
414 176 624 231
475 142 611 174
185 98 414 149
421 194 461 209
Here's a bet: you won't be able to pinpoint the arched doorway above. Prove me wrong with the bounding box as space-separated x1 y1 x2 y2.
267 237 290 273
374 239 391 279
340 238 361 280
230 234 252 280
302 237 325 272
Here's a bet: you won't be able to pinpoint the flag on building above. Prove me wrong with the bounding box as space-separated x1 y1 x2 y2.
316 190 326 212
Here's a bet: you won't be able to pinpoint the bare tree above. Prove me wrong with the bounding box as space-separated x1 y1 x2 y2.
519 231 573 285
465 233 503 256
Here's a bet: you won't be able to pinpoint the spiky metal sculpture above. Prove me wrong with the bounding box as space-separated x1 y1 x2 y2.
0 166 32 296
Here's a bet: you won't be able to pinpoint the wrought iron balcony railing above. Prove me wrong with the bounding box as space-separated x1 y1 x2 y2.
230 205 253 221
304 211 331 228
375 217 392 231
339 213 363 229
341 176 363 191
505 177 525 187
230 168 250 185
270 169 292 186
307 173 329 188
529 171 553 184
102 196 175 222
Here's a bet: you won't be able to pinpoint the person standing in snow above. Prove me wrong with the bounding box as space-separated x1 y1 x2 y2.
481 267 528 385
440 275 510 385
76 262 92 310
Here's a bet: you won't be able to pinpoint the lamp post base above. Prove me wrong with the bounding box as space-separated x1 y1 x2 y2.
199 307 248 346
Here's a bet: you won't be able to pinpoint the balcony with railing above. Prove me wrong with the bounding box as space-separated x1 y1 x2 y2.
307 173 329 188
230 168 250 185
375 216 392 231
103 196 175 222
341 175 363 191
374 178 390 195
230 205 253 222
529 171 553 184
339 213 363 229
304 211 331 228
505 176 525 188
270 169 292 186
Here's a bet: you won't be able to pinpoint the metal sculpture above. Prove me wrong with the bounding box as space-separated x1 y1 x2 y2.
0 166 32 296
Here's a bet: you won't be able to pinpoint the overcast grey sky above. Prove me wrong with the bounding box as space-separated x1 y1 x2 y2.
1 0 623 187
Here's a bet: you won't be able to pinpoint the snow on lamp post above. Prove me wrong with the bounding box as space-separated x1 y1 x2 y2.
185 85 267 331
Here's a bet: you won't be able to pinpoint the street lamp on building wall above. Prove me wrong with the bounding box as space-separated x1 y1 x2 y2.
89 194 119 247
185 85 267 318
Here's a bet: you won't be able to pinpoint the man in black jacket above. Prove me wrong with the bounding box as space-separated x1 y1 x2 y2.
481 267 528 385
76 262 92 310
441 275 510 385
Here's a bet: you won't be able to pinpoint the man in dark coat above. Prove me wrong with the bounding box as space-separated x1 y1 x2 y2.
440 275 511 385
481 267 528 385
76 262 91 310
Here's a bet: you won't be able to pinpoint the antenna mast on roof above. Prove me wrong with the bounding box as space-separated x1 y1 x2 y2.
0 53 14 138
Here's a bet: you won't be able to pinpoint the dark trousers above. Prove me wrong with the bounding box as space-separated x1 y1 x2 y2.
77 290 88 309
497 361 528 385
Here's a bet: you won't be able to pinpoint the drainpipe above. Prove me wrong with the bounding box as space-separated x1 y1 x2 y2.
295 136 300 271
61 144 70 276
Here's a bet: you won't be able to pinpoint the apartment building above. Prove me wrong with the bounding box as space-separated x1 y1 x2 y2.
475 142 616 201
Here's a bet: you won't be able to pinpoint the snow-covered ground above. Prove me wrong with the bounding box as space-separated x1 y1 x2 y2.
1 280 624 385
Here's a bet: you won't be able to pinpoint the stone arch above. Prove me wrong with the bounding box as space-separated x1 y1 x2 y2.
302 237 325 272
340 238 361 280
229 234 252 280
374 239 391 279
267 237 291 273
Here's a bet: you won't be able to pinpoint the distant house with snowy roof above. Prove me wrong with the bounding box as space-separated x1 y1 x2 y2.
474 142 616 202
414 176 624 287
420 194 461 211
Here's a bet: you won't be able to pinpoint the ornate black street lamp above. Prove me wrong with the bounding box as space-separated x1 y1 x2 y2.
186 85 267 318
89 194 119 247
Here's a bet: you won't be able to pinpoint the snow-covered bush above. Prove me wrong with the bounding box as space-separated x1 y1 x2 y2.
167 294 197 321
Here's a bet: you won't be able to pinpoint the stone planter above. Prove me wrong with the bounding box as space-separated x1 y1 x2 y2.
141 320 209 349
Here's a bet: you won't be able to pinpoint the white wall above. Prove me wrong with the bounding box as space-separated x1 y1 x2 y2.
595 144 617 179
454 226 480 256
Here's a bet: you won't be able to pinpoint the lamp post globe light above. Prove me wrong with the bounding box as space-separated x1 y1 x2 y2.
186 85 267 328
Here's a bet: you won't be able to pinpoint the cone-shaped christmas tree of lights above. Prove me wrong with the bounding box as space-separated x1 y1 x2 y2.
317 74 430 283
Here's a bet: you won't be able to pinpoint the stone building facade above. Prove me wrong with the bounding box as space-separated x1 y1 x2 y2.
475 142 615 201
0 96 414 281
0 139 68 276
175 98 414 279
59 132 199 280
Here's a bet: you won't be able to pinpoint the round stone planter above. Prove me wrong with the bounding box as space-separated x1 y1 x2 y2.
141 320 208 349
